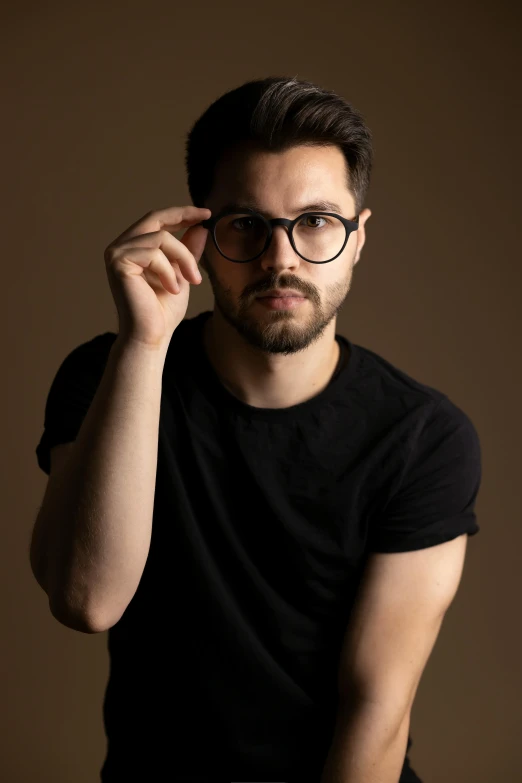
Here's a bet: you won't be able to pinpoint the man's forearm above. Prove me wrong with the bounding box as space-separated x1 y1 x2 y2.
320 700 411 783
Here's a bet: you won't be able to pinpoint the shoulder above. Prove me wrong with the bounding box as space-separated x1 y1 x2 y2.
55 331 118 375
352 341 448 405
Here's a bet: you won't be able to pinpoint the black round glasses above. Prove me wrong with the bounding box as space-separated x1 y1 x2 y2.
198 208 359 265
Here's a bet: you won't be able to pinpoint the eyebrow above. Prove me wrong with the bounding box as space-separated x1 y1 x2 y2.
219 199 345 217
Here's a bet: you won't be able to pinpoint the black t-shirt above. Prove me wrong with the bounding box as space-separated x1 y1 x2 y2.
35 310 482 782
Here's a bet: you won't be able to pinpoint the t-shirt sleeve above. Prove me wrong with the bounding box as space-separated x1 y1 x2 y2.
35 332 118 476
368 396 482 552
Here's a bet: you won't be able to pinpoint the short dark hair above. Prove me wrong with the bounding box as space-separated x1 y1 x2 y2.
185 75 374 217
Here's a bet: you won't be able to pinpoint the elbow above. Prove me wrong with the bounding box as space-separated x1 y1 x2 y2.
30 540 117 634
49 596 110 634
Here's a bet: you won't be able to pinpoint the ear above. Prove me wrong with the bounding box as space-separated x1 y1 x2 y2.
353 208 372 266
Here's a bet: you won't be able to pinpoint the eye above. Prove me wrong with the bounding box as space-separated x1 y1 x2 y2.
231 217 260 232
299 214 328 229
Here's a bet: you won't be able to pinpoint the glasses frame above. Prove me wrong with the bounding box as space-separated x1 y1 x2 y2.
198 208 359 264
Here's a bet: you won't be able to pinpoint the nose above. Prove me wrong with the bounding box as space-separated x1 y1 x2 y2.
258 224 301 273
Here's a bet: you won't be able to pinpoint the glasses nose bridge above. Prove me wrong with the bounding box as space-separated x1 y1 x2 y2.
267 216 294 249
269 217 293 231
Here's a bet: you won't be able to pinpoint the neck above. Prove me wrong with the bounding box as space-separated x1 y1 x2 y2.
202 309 341 409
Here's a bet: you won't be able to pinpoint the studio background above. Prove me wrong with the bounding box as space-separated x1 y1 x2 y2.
2 1 521 781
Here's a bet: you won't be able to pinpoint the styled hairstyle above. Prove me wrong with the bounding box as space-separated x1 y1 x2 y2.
185 75 374 217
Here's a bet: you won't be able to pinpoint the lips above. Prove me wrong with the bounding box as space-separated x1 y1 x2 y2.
258 291 305 299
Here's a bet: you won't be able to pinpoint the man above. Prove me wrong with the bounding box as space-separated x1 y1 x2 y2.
33 76 481 782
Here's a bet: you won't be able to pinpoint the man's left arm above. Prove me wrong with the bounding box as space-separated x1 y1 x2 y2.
320 534 469 783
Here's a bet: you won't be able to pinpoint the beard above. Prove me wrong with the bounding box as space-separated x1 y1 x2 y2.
200 251 353 356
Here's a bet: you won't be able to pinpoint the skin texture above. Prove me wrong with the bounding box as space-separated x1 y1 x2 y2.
199 143 372 409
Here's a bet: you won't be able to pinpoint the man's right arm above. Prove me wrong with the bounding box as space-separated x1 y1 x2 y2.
30 336 168 633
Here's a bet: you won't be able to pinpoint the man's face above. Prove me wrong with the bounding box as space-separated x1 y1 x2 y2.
200 143 370 356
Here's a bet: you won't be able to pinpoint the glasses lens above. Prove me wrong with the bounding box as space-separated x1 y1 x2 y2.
215 213 269 261
293 214 347 262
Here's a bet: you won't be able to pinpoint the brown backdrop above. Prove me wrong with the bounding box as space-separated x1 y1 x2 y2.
3 1 521 780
